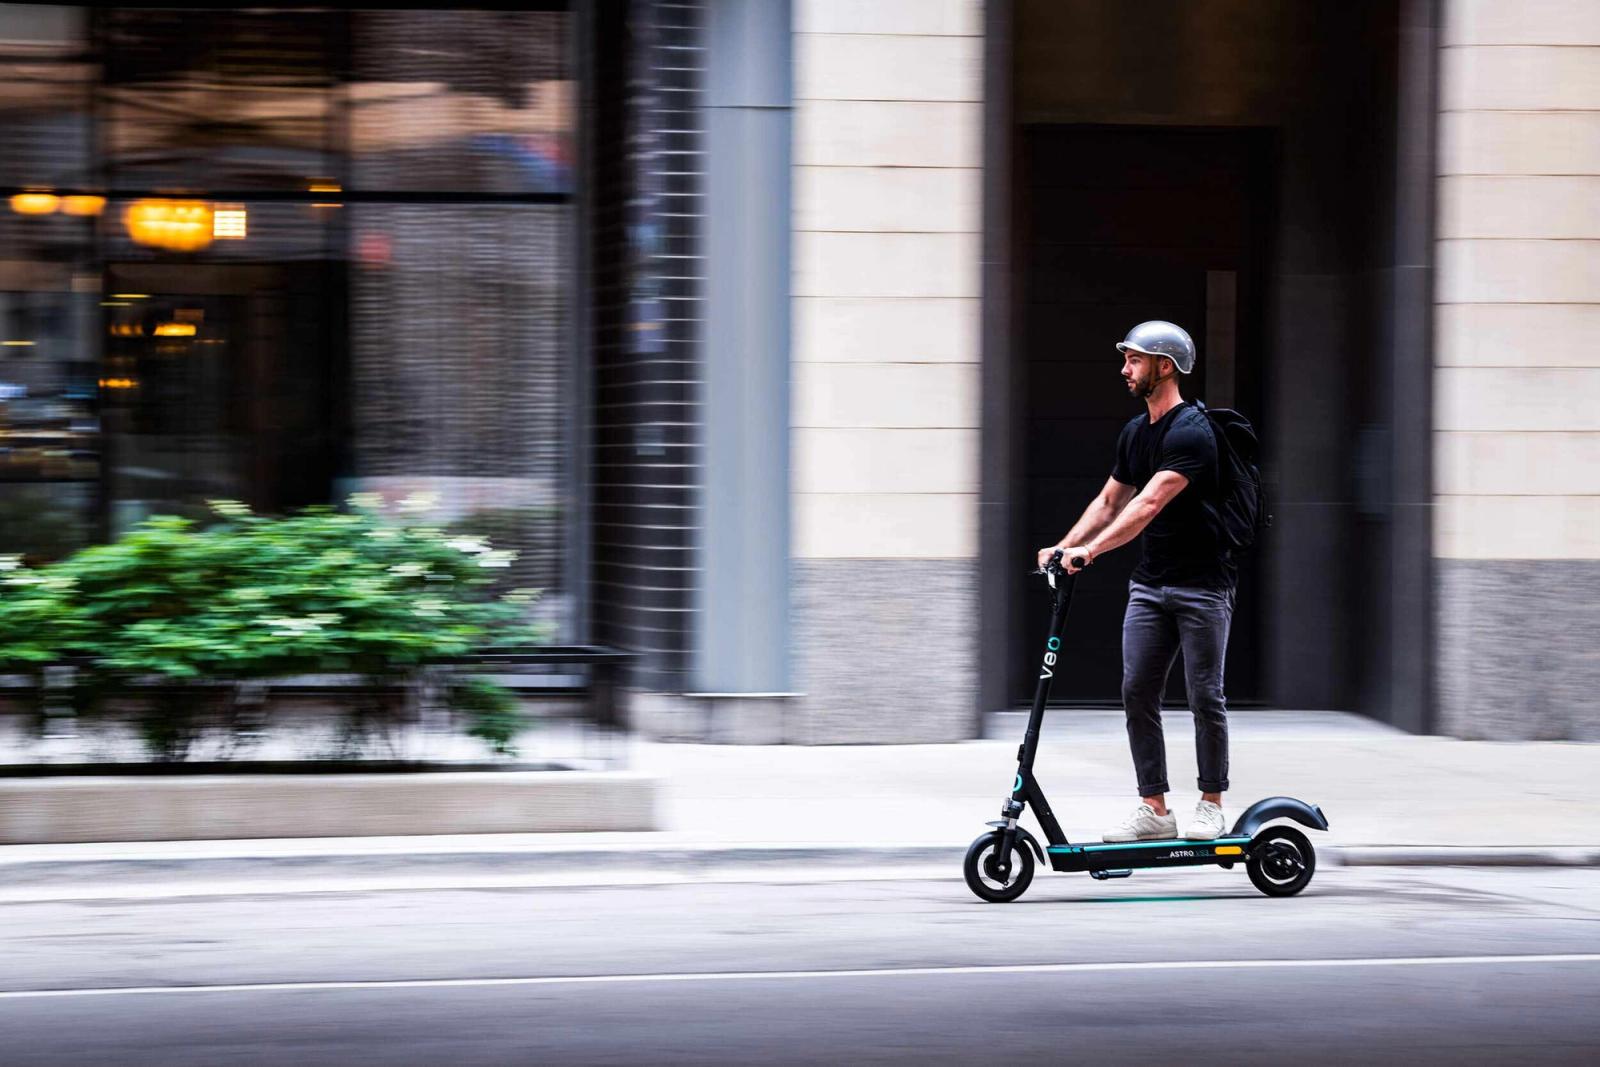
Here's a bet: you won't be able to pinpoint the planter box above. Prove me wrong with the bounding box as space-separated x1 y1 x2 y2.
0 770 658 843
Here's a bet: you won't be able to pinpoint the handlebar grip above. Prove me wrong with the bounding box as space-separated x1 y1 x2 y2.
1038 548 1086 577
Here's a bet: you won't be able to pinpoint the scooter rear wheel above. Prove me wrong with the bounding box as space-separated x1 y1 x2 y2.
964 830 1034 903
1246 825 1316 897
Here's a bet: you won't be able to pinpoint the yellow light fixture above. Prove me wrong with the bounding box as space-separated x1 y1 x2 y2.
98 377 138 390
9 193 59 216
309 181 343 209
110 293 149 300
153 322 197 337
2 340 37 347
60 195 106 217
213 204 247 238
124 199 214 252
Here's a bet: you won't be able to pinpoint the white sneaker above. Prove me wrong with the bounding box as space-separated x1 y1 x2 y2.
1103 803 1178 843
1181 800 1226 840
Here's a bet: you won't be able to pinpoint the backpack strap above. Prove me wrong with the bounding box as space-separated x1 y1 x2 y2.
1179 400 1233 556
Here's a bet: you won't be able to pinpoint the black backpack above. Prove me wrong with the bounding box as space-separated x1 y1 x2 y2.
1192 400 1271 553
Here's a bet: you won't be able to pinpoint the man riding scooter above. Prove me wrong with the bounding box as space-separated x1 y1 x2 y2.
1036 320 1235 844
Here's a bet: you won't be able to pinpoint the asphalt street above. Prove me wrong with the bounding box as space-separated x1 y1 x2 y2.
0 863 1597 1065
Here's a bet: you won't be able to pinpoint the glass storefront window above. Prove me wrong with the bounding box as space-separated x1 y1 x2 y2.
349 10 573 195
346 202 569 627
0 6 99 560
99 7 342 194
0 5 575 635
0 5 91 190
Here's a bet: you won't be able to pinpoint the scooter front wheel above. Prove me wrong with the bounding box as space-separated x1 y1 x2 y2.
964 830 1034 903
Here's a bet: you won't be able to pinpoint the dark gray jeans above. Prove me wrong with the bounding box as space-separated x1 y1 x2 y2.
1122 580 1235 796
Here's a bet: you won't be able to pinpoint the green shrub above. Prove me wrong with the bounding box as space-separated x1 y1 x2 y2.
0 496 548 760
450 677 525 757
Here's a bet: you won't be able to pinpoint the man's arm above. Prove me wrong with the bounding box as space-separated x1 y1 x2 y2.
1061 470 1188 573
1039 476 1136 568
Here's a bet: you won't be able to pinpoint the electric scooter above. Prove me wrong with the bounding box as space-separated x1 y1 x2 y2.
964 549 1329 902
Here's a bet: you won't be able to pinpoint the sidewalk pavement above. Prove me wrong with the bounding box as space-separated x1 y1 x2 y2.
1 710 1597 891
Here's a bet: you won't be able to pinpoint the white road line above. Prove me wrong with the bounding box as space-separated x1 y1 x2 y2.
2 954 1598 1001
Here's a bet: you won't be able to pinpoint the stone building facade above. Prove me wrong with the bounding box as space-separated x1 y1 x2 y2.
4 1 1593 743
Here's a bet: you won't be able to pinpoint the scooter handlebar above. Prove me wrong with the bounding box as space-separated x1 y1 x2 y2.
1033 549 1086 578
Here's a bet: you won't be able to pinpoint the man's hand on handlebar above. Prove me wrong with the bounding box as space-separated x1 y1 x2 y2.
1060 546 1093 574
1035 545 1093 574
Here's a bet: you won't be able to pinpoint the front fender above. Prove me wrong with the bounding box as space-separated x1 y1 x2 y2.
1229 797 1330 837
985 821 1047 864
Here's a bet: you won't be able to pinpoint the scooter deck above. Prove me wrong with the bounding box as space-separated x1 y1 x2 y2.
1046 836 1252 874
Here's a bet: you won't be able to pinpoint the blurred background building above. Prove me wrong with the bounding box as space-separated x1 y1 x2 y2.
1 1 1594 744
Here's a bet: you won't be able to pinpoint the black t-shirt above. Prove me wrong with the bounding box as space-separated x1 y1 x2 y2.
1111 402 1235 590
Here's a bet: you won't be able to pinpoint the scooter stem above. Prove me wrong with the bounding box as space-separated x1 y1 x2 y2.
1019 563 1078 775
992 557 1084 879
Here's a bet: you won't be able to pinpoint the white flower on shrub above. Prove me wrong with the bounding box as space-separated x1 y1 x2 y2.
263 614 339 635
388 561 430 578
445 537 490 555
476 549 517 569
207 499 251 518
9 572 78 591
0 554 20 571
413 598 448 618
347 492 383 511
398 492 439 514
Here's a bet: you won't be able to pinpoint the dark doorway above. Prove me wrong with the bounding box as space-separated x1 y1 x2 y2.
101 263 347 529
1017 126 1271 705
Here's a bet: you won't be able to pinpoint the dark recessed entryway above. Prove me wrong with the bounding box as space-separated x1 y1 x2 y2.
1016 126 1271 705
982 0 1436 732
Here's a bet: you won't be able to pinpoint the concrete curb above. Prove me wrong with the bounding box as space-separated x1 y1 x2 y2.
0 841 1596 888
1329 846 1600 868
0 771 660 843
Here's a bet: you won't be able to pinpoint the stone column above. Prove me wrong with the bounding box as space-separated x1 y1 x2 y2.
789 0 985 742
1435 0 1600 739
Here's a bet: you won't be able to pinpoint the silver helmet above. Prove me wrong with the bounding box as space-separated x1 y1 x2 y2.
1116 320 1196 374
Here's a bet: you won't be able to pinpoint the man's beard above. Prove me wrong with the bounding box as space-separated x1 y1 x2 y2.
1131 366 1159 399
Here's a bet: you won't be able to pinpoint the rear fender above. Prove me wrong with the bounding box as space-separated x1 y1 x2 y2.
985 820 1047 864
1229 797 1330 837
